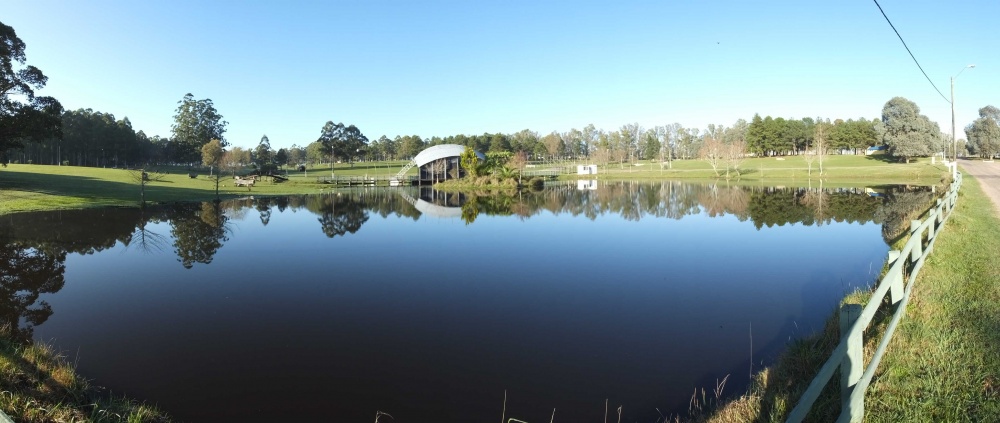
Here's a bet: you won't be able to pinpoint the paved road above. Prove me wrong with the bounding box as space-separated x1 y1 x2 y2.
959 159 1000 215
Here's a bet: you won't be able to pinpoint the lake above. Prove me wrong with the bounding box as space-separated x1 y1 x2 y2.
1 181 935 422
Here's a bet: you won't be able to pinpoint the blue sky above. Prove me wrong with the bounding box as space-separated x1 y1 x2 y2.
5 0 998 150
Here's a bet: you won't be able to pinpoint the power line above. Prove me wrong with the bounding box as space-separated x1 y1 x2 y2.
872 0 951 104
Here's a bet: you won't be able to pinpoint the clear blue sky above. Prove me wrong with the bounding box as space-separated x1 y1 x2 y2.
5 0 999 150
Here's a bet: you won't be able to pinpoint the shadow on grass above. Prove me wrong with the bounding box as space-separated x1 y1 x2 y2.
1 168 234 206
863 154 901 164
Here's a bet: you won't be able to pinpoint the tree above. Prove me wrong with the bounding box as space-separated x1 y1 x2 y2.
811 121 831 176
830 118 878 154
699 133 725 177
581 124 599 158
221 146 249 176
509 151 528 186
201 139 225 198
254 134 273 171
306 141 327 166
966 106 1000 159
877 97 939 163
540 131 565 159
641 128 661 161
275 148 288 169
459 146 480 177
127 165 166 207
0 21 64 165
286 144 305 166
317 121 369 167
724 124 748 178
171 93 227 163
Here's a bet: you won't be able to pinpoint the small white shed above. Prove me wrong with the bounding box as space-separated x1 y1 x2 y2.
577 164 598 175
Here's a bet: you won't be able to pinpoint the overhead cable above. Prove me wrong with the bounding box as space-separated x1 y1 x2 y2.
872 0 951 104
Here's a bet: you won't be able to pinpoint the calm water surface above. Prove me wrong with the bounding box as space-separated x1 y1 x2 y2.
1 181 934 422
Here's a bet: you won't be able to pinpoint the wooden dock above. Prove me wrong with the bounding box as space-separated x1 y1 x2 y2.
316 175 415 186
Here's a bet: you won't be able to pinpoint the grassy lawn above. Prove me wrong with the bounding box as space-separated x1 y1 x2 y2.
572 154 948 184
1 155 948 215
690 172 1000 422
0 165 334 215
863 173 1000 421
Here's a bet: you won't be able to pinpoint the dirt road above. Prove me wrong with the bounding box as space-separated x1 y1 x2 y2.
959 159 1000 215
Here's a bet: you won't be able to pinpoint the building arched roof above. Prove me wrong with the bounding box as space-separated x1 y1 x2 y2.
413 144 484 167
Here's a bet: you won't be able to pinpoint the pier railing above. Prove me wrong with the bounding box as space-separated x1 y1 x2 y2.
786 170 962 423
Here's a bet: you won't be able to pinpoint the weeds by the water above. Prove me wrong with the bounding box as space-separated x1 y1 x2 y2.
0 325 169 422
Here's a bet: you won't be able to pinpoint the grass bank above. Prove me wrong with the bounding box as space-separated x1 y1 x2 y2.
690 172 1000 422
0 326 169 422
0 156 947 215
568 155 947 185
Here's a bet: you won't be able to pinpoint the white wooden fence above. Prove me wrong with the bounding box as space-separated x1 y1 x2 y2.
786 171 962 423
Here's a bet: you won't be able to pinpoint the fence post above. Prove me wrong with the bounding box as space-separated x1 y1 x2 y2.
887 250 903 304
909 220 923 262
840 303 863 421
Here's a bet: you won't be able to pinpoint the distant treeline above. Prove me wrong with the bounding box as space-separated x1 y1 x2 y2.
8 97 996 168
9 111 883 168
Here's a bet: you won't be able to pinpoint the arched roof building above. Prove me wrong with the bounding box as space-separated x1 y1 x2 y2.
407 144 484 183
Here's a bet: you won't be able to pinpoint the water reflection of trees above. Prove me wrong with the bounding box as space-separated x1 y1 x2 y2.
169 202 229 269
0 182 938 338
0 238 66 341
0 182 936 275
401 182 933 244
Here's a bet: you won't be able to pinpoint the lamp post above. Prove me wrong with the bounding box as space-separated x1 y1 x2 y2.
951 64 975 165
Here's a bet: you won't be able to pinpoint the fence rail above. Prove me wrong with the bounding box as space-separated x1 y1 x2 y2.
786 169 962 423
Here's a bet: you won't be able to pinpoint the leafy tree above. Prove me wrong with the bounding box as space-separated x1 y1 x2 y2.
483 151 512 176
396 135 425 159
254 134 273 171
965 105 1000 159
540 131 565 159
201 139 224 198
830 119 878 154
317 121 369 167
459 146 480 177
221 146 248 176
171 93 227 163
877 97 939 162
286 144 305 166
0 21 63 165
641 128 661 160
509 129 539 155
305 141 327 166
274 148 288 168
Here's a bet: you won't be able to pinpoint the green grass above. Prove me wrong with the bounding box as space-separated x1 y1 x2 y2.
574 155 948 185
864 173 1000 421
0 326 170 423
0 164 350 215
1 155 948 215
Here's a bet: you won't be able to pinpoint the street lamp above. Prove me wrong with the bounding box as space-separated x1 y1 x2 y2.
951 64 975 164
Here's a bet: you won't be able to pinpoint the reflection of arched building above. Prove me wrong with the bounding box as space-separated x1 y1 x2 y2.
411 144 484 184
